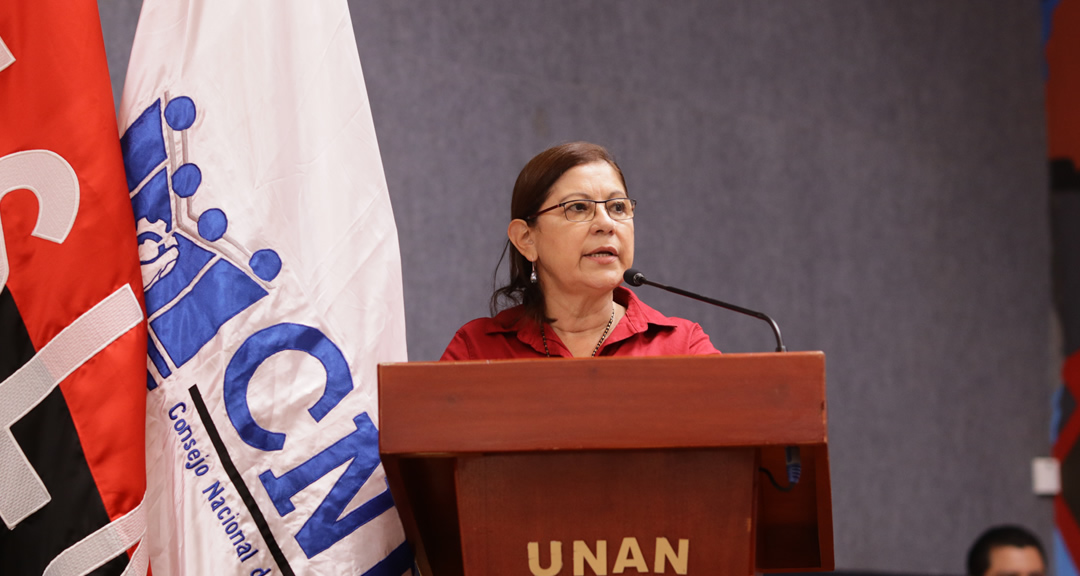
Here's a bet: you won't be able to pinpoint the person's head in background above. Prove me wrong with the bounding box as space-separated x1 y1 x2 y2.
967 525 1046 576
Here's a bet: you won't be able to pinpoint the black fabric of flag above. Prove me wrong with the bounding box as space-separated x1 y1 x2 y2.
0 287 126 576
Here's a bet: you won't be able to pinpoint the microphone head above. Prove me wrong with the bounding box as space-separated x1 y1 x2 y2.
623 268 646 287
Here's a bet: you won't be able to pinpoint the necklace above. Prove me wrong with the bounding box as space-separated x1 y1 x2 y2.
541 303 616 357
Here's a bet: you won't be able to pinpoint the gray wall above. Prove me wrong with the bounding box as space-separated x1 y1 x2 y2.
99 1 1053 573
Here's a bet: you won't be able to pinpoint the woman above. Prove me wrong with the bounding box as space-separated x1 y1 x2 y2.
441 141 718 360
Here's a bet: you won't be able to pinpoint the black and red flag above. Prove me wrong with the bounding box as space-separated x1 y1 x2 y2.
0 1 148 574
1049 0 1080 574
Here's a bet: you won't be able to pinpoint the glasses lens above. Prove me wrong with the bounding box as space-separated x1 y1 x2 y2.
563 201 594 222
607 199 634 220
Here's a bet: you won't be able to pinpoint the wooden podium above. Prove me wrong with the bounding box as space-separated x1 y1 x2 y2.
378 352 833 576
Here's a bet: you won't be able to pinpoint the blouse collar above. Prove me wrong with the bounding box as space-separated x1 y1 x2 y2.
487 286 678 356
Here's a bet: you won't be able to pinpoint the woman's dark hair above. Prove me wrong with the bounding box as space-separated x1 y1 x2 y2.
966 525 1045 576
489 141 627 324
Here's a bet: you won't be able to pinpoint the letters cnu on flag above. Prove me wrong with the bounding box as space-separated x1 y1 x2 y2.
0 1 149 575
119 1 412 575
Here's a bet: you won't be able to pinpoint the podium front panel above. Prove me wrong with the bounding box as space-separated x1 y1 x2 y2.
455 448 757 576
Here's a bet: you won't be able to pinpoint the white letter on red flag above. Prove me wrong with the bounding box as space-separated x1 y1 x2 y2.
0 1 150 574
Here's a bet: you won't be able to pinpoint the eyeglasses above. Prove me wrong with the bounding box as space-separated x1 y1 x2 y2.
526 198 637 222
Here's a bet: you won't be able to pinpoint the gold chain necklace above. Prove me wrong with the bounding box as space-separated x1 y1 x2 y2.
540 303 616 357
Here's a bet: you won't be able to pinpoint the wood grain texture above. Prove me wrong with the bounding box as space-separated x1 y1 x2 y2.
457 449 756 575
757 445 834 571
379 352 826 453
378 353 833 574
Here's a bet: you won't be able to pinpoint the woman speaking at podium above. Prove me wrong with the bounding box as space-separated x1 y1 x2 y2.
441 142 719 360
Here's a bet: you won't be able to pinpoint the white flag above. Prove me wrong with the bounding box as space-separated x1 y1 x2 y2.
118 2 411 575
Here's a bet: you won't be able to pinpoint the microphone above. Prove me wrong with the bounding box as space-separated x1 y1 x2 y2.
622 268 786 352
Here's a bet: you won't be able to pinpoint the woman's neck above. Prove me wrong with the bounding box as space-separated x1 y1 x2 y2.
544 290 614 335
543 289 626 357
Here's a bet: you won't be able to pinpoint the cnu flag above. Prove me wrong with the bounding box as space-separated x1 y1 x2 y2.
119 1 411 575
0 1 148 575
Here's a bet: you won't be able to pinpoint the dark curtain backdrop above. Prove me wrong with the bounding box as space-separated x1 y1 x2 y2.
98 1 1052 573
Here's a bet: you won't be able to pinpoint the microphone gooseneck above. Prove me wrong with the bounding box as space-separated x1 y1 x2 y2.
621 268 786 353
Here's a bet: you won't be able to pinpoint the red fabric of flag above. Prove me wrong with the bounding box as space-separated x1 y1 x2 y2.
0 0 147 573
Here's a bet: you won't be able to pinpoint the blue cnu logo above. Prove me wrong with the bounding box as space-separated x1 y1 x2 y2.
121 96 282 390
120 96 411 572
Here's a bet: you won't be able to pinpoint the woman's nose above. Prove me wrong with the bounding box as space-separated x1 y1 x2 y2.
591 203 616 230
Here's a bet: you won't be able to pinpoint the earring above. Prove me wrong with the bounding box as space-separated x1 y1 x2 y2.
530 262 538 284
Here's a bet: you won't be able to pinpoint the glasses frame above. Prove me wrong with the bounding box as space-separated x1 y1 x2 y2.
526 198 637 222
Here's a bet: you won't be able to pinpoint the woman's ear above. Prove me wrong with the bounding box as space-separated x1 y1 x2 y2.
508 219 537 262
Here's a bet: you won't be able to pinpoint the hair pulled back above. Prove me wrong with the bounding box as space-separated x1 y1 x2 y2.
490 141 627 324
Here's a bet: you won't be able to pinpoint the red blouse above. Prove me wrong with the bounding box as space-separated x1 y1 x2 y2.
440 286 719 360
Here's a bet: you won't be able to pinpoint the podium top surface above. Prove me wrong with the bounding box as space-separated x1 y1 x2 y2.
379 352 826 454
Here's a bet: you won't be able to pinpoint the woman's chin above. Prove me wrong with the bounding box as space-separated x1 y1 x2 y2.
545 269 626 298
584 273 625 295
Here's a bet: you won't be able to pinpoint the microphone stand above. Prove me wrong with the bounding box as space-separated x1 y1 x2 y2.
623 270 786 353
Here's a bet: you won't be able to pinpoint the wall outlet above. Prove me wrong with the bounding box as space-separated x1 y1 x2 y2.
1032 457 1061 496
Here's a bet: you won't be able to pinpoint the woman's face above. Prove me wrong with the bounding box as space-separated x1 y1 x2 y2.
520 161 635 301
